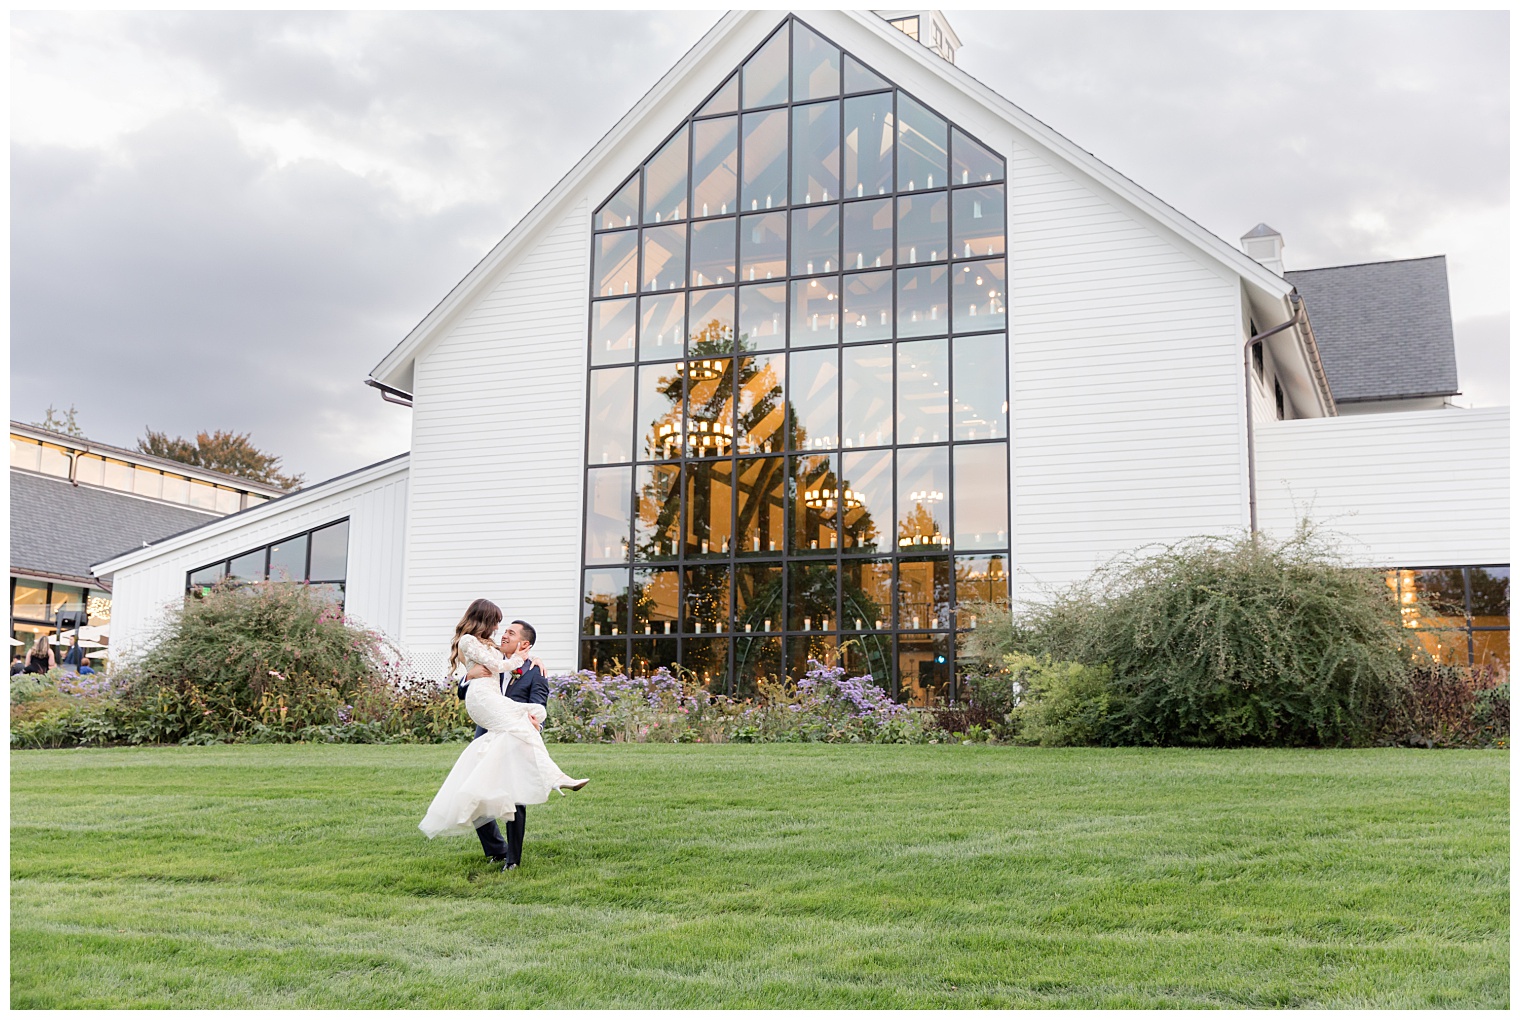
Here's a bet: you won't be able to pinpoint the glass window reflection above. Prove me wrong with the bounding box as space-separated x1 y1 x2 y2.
642 129 688 224
792 100 840 204
582 568 630 636
585 466 632 564
684 566 731 633
788 347 838 450
737 354 786 454
742 109 788 212
790 205 839 276
642 224 686 292
790 276 840 347
636 363 684 460
691 117 738 218
698 74 739 117
897 558 950 630
587 366 635 465
952 185 1005 259
897 93 947 191
897 193 948 264
742 23 790 109
682 356 735 459
951 126 1005 185
792 22 840 101
597 175 639 230
955 554 1010 615
685 462 734 557
790 454 839 553
897 446 949 551
843 54 889 95
843 197 893 271
689 219 736 288
841 344 893 447
632 567 680 636
630 636 679 675
953 334 1007 441
736 565 784 631
740 212 787 282
898 338 949 444
735 634 783 695
591 298 636 365
738 284 786 353
896 265 947 338
841 448 892 551
841 271 893 344
639 292 685 360
789 561 838 631
843 93 893 197
736 456 785 554
595 230 638 298
953 443 1009 550
841 559 893 631
953 258 1006 334
634 464 681 560
687 289 736 356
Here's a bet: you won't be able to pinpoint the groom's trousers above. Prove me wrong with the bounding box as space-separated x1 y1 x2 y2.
471 721 527 864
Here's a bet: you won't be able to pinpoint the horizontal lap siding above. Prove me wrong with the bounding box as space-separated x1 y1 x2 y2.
1010 142 1245 597
1256 408 1509 566
105 464 410 656
404 202 590 672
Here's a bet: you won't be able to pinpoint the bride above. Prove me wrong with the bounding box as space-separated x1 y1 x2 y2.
419 599 585 843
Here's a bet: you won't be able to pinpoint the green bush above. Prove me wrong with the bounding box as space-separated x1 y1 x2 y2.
1006 653 1116 747
956 525 1422 747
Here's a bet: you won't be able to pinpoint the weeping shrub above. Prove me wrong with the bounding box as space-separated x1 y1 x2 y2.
1020 525 1417 746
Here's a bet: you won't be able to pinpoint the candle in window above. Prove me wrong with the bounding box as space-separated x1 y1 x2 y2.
594 623 601 635
764 618 772 631
803 617 811 631
745 623 752 633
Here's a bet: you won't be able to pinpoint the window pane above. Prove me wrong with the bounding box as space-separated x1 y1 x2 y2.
789 561 838 631
841 558 893 631
898 632 951 705
685 461 734 556
691 117 738 218
637 362 684 460
897 446 949 551
898 338 949 444
187 478 217 508
740 212 787 282
587 366 635 464
790 633 841 676
841 343 894 447
632 566 680 636
897 92 947 191
685 636 730 690
788 347 838 450
74 453 104 486
953 443 1009 551
684 565 731 633
953 334 1007 441
841 448 892 552
188 563 226 589
13 580 48 610
698 73 739 117
792 21 840 101
738 283 786 353
737 354 786 454
897 192 948 264
952 184 1005 259
642 128 688 224
737 456 785 555
10 439 41 472
736 564 784 631
591 297 636 365
581 639 625 675
841 271 894 344
689 218 736 287
741 109 788 212
630 636 679 674
844 93 893 197
896 265 948 338
953 258 1007 333
133 466 164 499
735 634 782 695
41 445 71 478
268 534 308 582
597 174 639 230
639 293 685 360
742 22 790 108
1472 629 1509 672
897 558 951 631
634 463 681 561
842 631 894 687
309 520 349 581
642 224 686 293
215 488 241 514
683 356 735 458
952 126 1005 185
955 554 1010 616
593 229 632 299
843 197 893 271
584 466 632 564
1470 567 1509 621
229 548 267 583
791 453 839 553
843 54 890 95
792 99 840 204
790 275 840 348
687 288 736 356
790 205 839 276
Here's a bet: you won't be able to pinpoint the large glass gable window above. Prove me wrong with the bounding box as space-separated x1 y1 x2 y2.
583 16 1008 703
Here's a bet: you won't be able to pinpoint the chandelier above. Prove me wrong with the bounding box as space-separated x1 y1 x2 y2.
655 418 735 456
802 486 863 511
908 489 944 503
898 531 948 549
678 359 726 381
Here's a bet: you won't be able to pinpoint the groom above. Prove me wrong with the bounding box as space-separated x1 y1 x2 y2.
461 618 547 871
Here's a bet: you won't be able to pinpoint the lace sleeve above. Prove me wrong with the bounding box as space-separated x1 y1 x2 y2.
458 634 512 674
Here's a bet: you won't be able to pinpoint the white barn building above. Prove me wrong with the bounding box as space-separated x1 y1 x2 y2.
92 11 1509 701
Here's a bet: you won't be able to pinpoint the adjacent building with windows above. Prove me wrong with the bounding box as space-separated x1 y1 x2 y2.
89 11 1509 696
10 422 287 657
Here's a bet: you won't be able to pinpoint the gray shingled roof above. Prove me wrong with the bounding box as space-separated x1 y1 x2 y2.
1285 256 1459 404
10 470 219 584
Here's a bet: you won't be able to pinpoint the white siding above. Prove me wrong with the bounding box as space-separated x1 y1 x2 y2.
1256 407 1509 566
1008 141 1247 598
101 460 410 656
404 201 590 672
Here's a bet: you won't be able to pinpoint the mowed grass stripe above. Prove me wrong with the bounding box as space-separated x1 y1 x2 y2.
11 744 1508 1008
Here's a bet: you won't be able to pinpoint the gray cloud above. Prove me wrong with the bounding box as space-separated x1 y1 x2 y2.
11 12 1507 482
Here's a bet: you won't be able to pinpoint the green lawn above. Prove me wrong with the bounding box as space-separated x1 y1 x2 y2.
10 744 1509 1008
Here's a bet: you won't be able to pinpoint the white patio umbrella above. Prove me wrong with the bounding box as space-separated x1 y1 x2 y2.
7 637 24 647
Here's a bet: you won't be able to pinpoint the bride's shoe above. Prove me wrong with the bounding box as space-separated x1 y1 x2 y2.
562 777 590 792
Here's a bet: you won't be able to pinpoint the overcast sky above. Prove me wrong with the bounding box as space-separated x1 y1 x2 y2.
12 11 1508 482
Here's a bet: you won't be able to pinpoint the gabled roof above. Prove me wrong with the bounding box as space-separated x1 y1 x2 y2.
369 10 1298 390
11 470 219 586
1285 256 1459 404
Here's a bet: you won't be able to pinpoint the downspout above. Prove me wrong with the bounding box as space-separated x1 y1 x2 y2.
1243 294 1304 535
364 378 414 407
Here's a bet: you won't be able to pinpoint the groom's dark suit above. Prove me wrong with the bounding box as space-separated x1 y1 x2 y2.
463 659 549 865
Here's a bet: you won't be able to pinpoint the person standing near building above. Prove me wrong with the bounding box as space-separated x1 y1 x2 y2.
61 637 84 669
24 639 55 674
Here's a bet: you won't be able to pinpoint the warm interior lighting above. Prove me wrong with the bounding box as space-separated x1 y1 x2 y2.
802 486 863 511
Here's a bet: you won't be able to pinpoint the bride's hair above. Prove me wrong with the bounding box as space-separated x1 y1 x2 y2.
449 598 503 671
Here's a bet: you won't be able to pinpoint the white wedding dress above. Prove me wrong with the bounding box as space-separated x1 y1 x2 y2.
419 634 582 839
